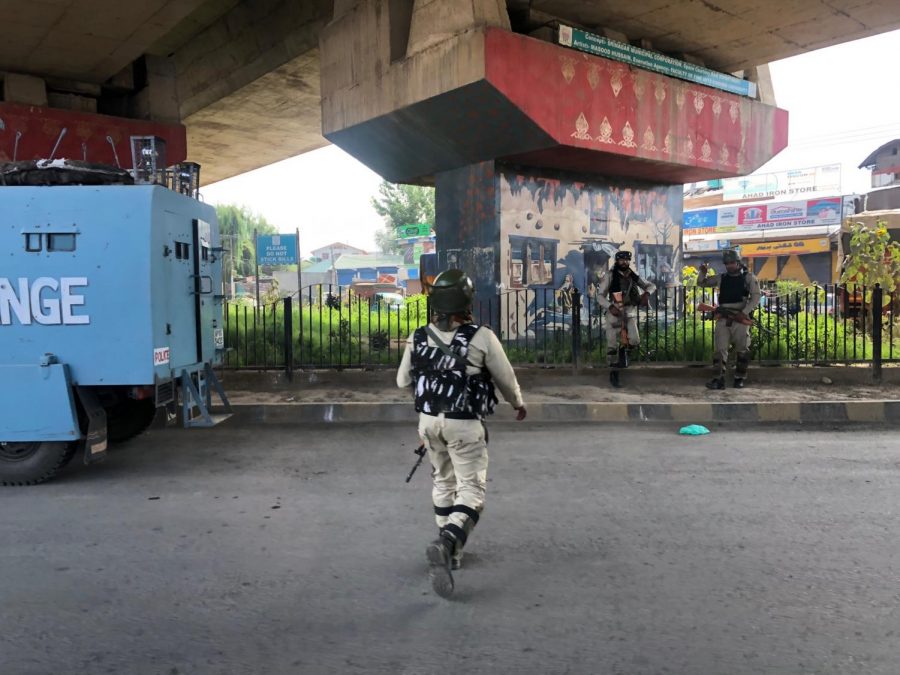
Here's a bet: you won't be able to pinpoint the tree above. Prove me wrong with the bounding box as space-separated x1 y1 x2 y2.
371 181 435 254
840 221 900 327
216 204 277 278
841 221 900 295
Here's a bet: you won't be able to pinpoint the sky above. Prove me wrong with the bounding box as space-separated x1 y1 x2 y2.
757 28 900 194
202 28 900 257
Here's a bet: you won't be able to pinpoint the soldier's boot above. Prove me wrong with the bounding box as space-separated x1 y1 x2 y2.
606 349 618 367
425 532 455 598
451 549 464 570
609 370 622 388
705 376 725 390
734 352 750 388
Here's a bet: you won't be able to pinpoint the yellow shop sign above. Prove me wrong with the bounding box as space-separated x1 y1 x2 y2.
740 238 831 257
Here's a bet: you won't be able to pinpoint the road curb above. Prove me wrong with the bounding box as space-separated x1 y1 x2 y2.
224 400 900 425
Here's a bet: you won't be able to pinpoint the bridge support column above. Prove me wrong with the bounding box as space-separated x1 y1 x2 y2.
435 160 683 331
321 1 788 334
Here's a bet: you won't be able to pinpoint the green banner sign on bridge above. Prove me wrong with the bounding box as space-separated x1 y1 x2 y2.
396 223 433 239
558 25 757 99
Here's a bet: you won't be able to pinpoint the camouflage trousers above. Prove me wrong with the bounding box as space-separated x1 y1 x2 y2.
714 319 751 378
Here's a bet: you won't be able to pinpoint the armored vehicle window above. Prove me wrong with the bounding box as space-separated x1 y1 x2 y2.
175 241 190 259
201 246 209 261
25 233 42 252
47 233 76 252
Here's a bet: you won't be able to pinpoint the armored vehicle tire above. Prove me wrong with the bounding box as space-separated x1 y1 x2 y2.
107 399 158 444
0 441 77 486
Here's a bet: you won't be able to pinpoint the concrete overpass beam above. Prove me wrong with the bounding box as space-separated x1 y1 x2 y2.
173 0 330 119
749 64 777 107
389 0 416 62
332 0 363 19
169 0 332 183
322 19 788 184
130 56 180 124
2 73 48 107
406 0 510 56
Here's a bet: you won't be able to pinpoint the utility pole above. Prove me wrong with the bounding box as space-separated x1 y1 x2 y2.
330 245 337 287
225 233 237 299
296 227 302 299
254 228 260 310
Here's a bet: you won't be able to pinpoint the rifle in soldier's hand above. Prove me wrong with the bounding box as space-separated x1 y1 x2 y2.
405 444 427 483
696 303 773 334
696 302 753 325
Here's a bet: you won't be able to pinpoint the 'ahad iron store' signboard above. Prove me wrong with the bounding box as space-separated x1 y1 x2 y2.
722 164 842 202
684 197 844 235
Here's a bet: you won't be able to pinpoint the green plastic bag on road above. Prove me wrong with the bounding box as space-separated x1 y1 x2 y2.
679 424 710 435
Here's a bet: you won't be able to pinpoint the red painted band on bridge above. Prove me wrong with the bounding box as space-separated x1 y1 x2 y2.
0 102 187 168
484 28 789 180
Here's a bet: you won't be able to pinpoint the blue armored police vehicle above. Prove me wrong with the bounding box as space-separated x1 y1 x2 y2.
0 140 230 485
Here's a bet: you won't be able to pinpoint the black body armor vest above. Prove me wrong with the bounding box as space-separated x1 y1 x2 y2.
608 269 643 306
411 324 497 419
719 270 750 304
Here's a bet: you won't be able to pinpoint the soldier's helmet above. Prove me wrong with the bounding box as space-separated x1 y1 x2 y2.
614 250 632 262
430 269 475 314
721 249 741 264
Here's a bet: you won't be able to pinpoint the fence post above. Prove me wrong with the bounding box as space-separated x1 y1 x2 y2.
571 287 582 371
284 296 294 382
872 283 883 383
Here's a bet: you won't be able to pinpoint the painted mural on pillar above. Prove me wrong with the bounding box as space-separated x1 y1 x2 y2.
498 168 682 337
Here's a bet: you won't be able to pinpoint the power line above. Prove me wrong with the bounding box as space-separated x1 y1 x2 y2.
789 132 900 149
787 126 900 148
789 121 900 142
784 136 900 156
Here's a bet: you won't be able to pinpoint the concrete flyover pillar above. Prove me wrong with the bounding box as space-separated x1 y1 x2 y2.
434 160 685 337
320 2 789 330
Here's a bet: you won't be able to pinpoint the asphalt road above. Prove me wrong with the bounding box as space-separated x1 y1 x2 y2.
2 423 898 675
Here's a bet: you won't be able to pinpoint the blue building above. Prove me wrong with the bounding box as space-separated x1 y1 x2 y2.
332 254 404 286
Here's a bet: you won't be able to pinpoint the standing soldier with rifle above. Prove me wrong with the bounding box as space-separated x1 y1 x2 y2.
597 250 656 388
697 249 762 389
397 269 526 598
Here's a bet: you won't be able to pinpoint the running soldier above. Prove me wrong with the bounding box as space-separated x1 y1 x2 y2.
397 269 526 598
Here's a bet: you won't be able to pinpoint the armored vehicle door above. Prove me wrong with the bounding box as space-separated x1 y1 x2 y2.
191 218 216 363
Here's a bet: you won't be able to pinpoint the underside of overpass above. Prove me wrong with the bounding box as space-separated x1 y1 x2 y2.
0 1 898 184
